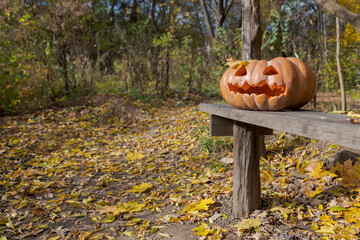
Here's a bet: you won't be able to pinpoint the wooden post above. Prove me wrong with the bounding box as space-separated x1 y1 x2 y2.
233 121 261 218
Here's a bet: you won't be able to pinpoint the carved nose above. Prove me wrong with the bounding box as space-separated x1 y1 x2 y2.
263 65 279 75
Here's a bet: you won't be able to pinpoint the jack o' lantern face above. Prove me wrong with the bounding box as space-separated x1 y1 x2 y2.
220 57 316 110
227 64 286 98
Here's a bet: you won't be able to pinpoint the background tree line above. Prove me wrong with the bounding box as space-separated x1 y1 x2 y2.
0 0 359 113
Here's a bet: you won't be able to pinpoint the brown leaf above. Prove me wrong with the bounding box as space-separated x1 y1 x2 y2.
32 207 46 216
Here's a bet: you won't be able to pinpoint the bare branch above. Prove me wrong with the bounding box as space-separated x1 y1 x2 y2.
224 0 235 18
313 0 360 33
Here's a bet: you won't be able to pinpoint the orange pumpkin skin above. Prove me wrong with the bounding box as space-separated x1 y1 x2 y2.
220 57 316 110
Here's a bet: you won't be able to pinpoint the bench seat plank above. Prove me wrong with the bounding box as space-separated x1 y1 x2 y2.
200 103 360 150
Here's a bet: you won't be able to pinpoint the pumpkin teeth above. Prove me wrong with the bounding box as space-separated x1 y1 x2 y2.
228 80 286 99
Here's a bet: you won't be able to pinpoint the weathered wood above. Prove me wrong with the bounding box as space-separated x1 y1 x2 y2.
233 121 261 218
210 115 233 136
210 115 273 137
200 103 360 150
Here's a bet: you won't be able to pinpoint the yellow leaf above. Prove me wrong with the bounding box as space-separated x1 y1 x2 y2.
316 226 336 235
123 231 136 237
48 236 60 240
309 162 337 180
126 152 145 161
136 220 150 230
183 198 215 214
105 236 116 240
128 183 153 193
347 111 360 118
64 200 82 208
0 236 7 240
97 205 118 214
101 215 116 223
193 222 212 236
311 221 319 230
117 201 146 213
343 207 360 223
125 218 141 226
234 218 261 231
319 214 337 225
261 169 275 183
225 58 252 67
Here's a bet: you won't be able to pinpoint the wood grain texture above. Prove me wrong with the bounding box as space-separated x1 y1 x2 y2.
210 115 274 137
233 121 261 218
210 115 233 136
200 103 360 150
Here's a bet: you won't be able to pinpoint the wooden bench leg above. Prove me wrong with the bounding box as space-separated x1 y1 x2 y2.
233 121 262 218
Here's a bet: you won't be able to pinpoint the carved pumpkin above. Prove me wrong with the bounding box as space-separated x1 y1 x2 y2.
220 57 316 110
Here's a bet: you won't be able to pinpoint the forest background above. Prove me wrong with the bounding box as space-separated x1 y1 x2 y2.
1 0 359 114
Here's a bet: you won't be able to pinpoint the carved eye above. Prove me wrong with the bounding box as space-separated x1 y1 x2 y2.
235 65 247 76
263 65 279 75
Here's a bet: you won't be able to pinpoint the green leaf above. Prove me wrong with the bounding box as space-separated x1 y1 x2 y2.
123 231 136 237
329 206 348 212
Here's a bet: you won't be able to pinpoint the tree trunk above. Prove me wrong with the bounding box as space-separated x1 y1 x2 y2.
200 0 215 40
336 16 346 111
313 0 360 33
242 0 262 60
320 8 329 92
58 43 70 92
164 51 170 92
187 72 192 93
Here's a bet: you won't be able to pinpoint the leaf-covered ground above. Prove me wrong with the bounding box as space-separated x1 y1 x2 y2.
1 98 360 240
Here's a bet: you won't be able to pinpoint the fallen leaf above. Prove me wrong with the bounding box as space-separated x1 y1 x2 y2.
220 157 234 164
193 222 212 236
329 206 348 212
117 201 146 213
53 226 69 239
316 226 336 235
234 218 261 231
347 111 360 118
158 233 171 238
128 183 153 193
183 198 215 214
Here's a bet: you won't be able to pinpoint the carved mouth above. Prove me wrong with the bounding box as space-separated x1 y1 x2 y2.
228 81 286 98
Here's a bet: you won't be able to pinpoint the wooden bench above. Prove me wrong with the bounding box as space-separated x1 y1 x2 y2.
199 103 360 218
